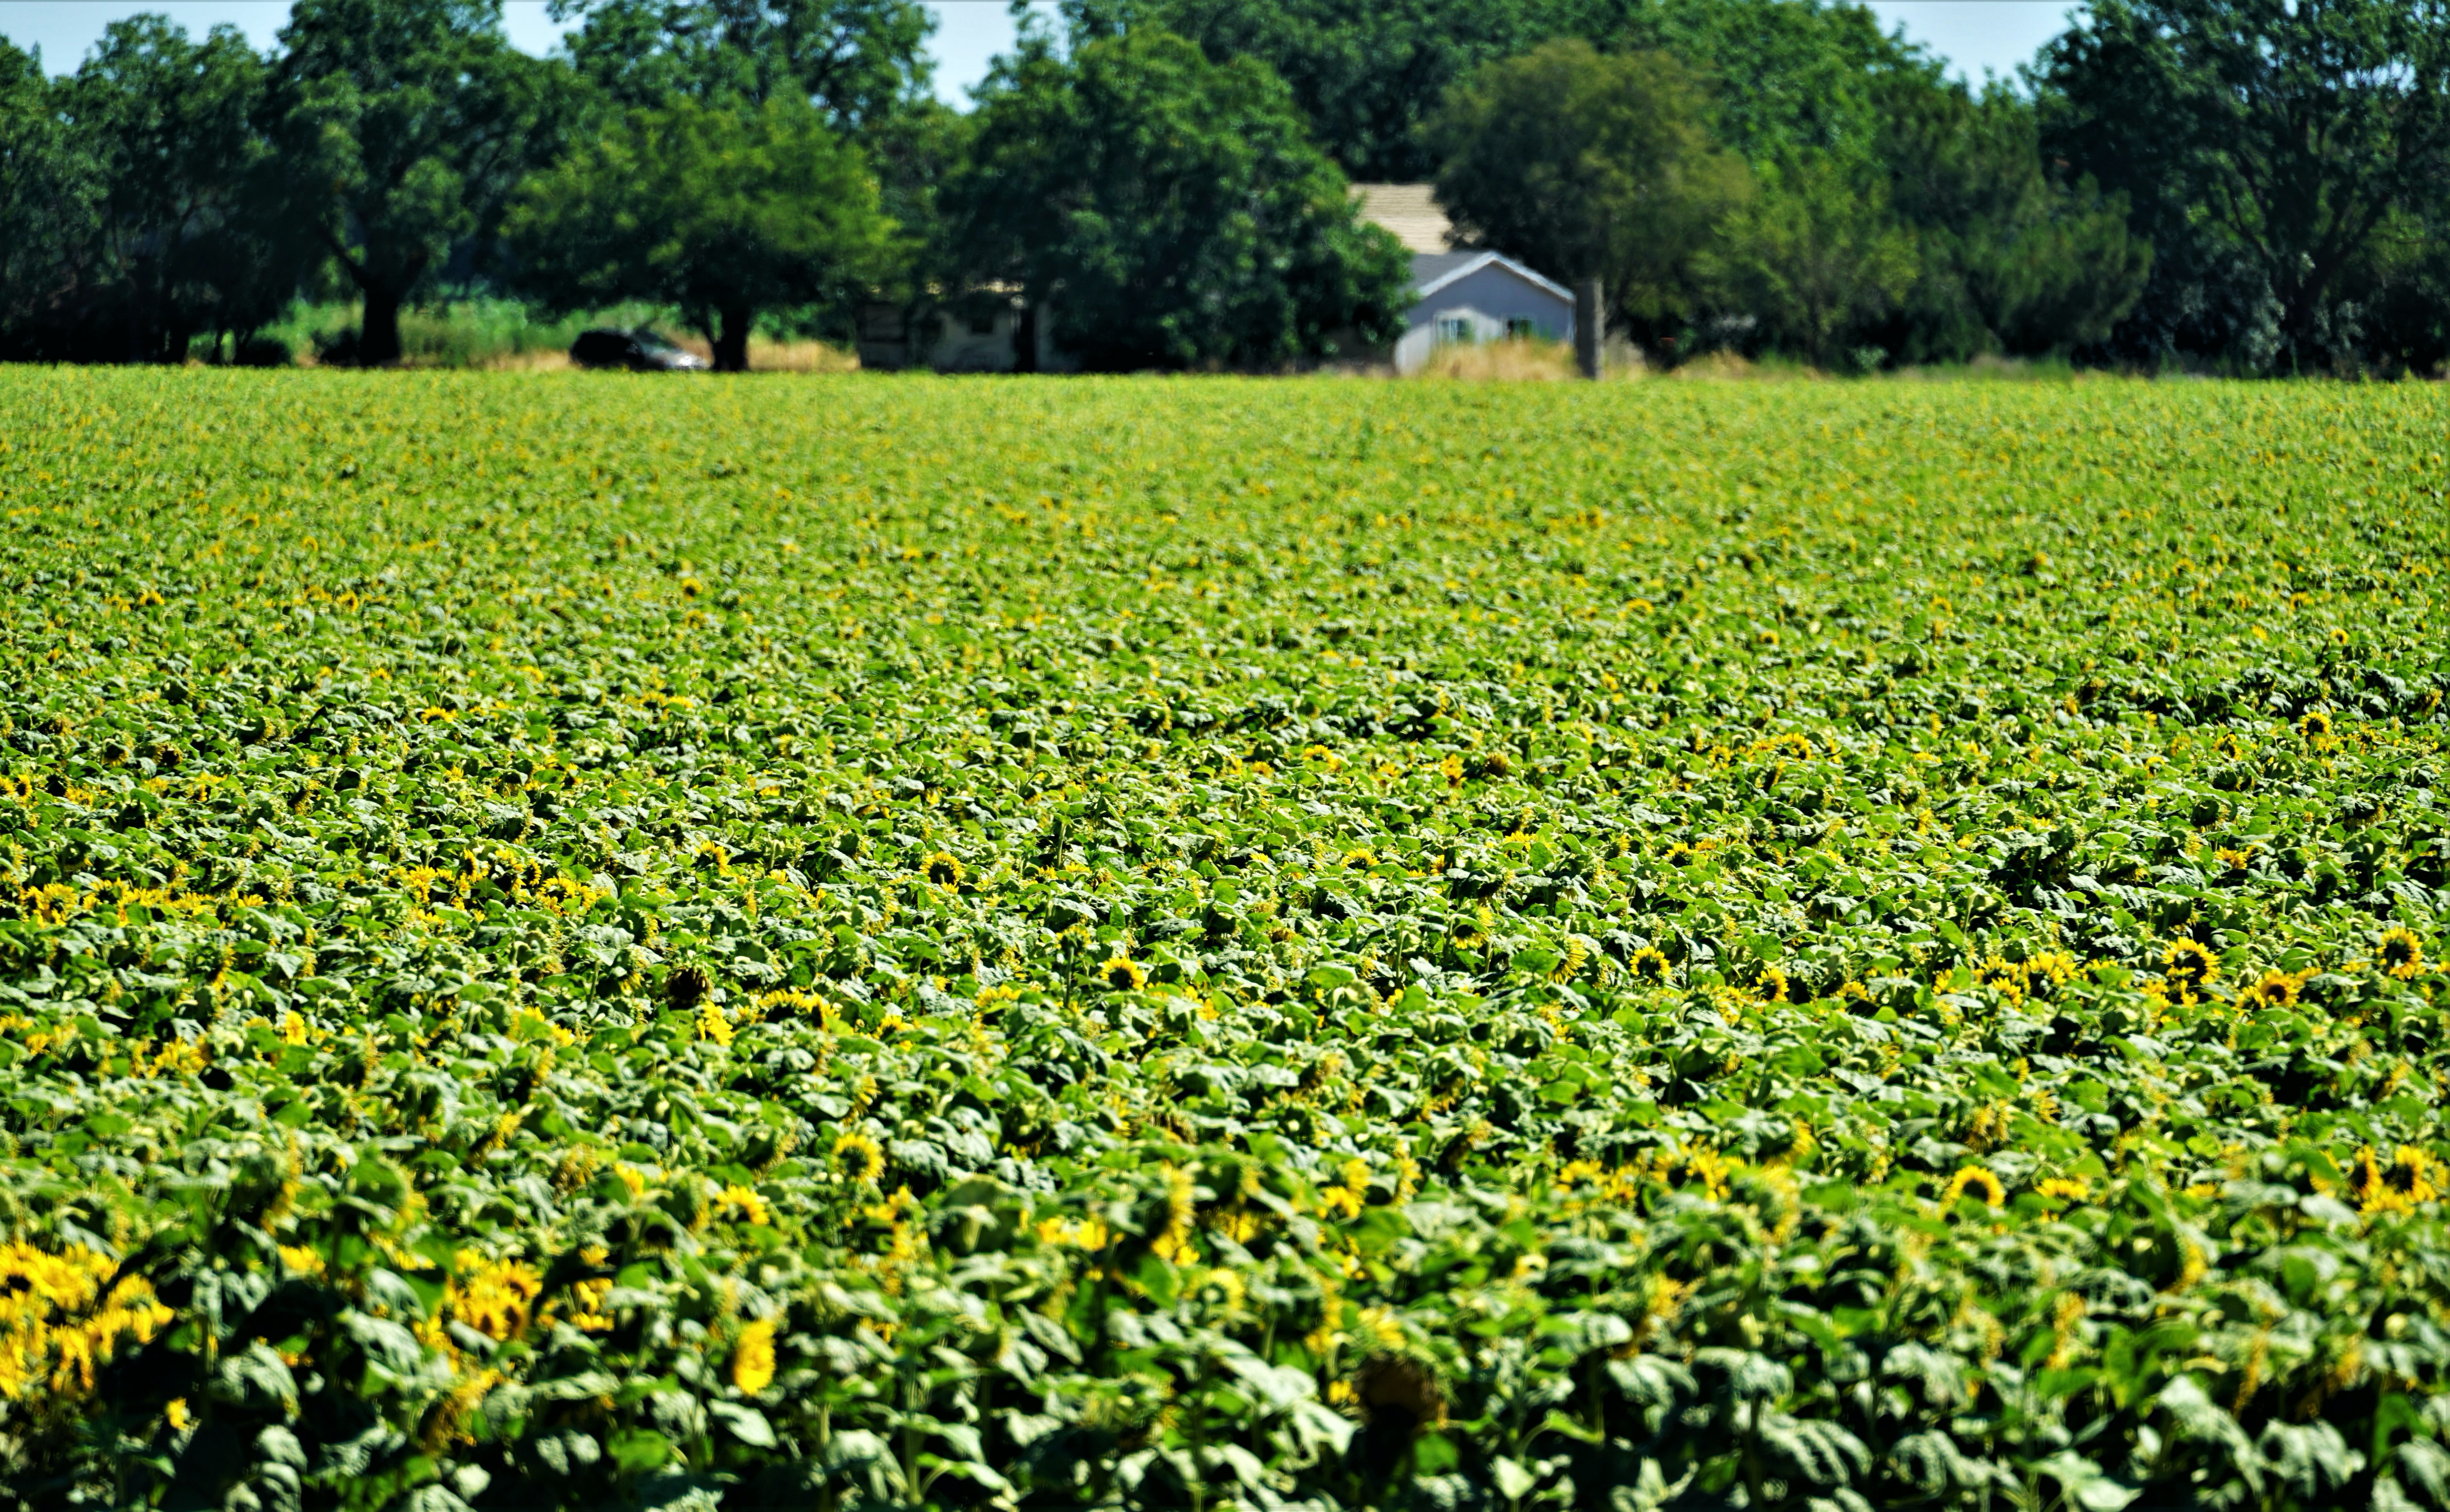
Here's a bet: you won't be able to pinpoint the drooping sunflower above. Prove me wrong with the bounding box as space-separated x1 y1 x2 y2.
2161 938 2218 998
2236 969 2302 1010
831 1130 885 1185
1100 954 1148 992
2380 927 2425 980
1973 954 2026 1004
1942 1165 2006 1208
2019 950 2080 1001
921 850 964 889
1630 946 1671 986
2349 1144 2439 1215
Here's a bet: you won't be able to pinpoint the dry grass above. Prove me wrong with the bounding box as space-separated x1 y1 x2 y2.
474 349 574 372
656 335 862 372
1406 336 1659 381
1413 338 1578 381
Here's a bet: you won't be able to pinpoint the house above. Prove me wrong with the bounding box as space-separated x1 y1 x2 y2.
1351 184 1578 374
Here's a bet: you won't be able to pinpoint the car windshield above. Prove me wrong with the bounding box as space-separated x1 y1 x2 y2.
632 329 683 352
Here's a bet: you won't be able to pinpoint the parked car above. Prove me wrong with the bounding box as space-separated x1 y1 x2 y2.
569 327 709 371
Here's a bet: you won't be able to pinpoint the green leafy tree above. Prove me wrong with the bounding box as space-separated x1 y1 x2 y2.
554 0 935 127
264 0 572 365
2041 0 2450 369
1871 73 2151 361
0 41 101 357
507 94 894 369
945 27 1412 371
1619 0 1920 167
1694 150 1919 367
1428 39 1753 339
62 18 309 362
1068 0 1632 181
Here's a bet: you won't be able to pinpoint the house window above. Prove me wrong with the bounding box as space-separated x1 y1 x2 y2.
1504 317 1538 340
1436 317 1474 345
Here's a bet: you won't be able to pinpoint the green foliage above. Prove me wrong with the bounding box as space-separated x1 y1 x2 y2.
947 27 1412 371
2040 0 2450 372
0 41 98 359
1428 40 1753 334
1074 0 1640 181
1871 76 2151 363
1692 150 1920 367
264 0 574 366
4 373 2450 1507
555 0 939 130
53 18 305 363
507 94 894 370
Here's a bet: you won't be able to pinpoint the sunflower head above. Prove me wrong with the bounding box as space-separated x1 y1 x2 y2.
2237 969 2302 1010
1973 954 2026 1004
2381 927 2424 980
1630 946 1670 985
922 850 964 889
1100 954 1148 992
2351 1144 2440 1214
2301 709 2334 741
831 1130 885 1185
2020 950 2079 1000
1662 842 1696 869
2161 938 2218 995
1942 1165 2006 1208
1755 965 1791 1004
729 1316 777 1394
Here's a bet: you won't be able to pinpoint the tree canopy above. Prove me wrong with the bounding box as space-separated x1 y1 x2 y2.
507 93 892 369
264 0 569 365
555 0 935 129
946 26 1412 371
1429 40 1751 335
2041 0 2450 371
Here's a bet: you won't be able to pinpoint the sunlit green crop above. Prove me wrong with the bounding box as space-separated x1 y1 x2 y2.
2 370 2448 1510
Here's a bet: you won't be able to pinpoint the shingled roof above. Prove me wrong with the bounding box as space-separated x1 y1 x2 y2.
1351 183 1454 254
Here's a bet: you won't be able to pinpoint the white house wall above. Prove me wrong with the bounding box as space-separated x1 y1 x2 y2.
1393 268 1578 374
1416 266 1575 341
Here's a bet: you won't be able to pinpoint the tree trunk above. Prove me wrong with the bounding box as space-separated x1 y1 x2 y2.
1573 277 1604 379
1013 302 1039 374
715 305 753 372
361 287 405 367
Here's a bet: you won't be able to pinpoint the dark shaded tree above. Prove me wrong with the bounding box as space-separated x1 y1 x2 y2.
0 41 103 358
1428 40 1751 339
263 0 572 365
944 26 1412 371
506 94 893 370
61 18 309 363
2041 0 2450 370
1869 72 2151 362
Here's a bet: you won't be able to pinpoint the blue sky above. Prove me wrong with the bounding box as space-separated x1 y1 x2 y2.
2 0 2077 101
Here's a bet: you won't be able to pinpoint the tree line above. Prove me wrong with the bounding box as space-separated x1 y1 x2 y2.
1 0 2444 374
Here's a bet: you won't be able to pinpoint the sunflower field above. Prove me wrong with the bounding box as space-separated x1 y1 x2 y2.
2 370 2449 1511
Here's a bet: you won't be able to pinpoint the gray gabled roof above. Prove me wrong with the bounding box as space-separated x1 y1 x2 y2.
1410 250 1574 304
